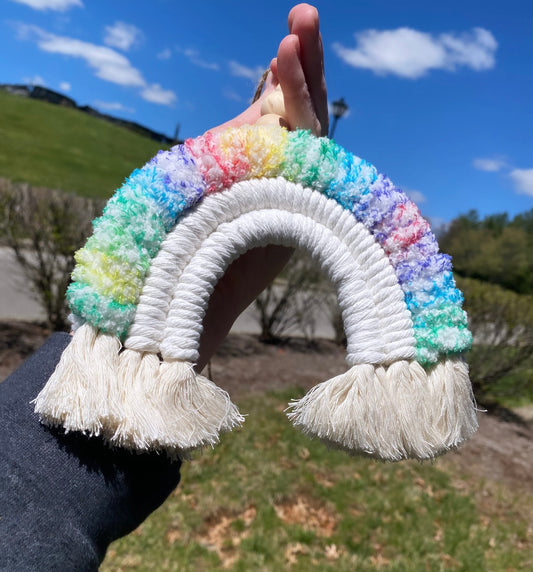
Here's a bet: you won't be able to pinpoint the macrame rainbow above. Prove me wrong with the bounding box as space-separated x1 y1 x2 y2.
34 124 477 461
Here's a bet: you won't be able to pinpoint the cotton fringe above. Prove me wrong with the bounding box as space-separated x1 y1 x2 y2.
34 324 477 461
286 358 478 461
33 324 244 459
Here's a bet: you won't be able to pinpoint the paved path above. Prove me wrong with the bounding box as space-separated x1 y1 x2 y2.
0 247 46 321
0 247 335 338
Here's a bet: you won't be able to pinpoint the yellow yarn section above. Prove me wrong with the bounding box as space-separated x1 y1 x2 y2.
245 124 288 178
72 249 144 305
217 125 288 180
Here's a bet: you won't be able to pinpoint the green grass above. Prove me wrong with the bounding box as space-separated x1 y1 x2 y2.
101 389 533 571
0 90 165 198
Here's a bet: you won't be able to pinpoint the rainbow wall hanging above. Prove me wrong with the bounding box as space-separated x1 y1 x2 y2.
34 122 477 461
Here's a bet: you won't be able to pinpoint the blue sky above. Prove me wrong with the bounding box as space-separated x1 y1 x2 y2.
2 0 532 225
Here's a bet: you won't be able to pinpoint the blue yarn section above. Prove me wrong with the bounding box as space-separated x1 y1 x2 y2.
326 152 378 212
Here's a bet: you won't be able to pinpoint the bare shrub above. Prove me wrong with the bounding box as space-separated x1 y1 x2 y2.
0 179 103 330
325 294 347 347
254 250 331 343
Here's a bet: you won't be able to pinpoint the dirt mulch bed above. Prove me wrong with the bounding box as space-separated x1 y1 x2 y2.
0 320 50 380
2 320 532 495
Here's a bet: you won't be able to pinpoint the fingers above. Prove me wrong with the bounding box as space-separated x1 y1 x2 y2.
212 4 327 137
288 4 329 135
276 34 321 135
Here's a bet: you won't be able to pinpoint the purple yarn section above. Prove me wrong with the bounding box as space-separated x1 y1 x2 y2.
352 174 408 231
337 173 470 364
149 145 206 222
395 253 452 286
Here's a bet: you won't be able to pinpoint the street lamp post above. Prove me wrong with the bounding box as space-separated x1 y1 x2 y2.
329 97 349 139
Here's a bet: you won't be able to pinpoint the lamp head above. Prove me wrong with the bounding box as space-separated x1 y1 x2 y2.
331 97 348 119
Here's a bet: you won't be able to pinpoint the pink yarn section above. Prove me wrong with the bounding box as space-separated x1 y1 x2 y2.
185 131 249 193
383 202 431 256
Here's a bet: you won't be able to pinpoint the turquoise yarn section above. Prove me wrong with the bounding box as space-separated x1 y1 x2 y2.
66 147 204 337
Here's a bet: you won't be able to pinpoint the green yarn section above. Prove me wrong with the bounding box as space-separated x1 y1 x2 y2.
282 130 348 192
67 282 136 338
66 166 171 336
413 305 473 365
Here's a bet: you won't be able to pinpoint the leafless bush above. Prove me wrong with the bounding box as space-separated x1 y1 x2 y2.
325 294 347 347
254 250 331 343
0 179 103 330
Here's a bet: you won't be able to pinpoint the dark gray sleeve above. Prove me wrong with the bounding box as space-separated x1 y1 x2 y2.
0 333 182 572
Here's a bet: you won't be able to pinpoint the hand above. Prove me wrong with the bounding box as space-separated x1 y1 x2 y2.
211 4 327 137
197 4 328 370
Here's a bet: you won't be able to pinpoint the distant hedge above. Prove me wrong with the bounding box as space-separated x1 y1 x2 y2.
440 209 533 295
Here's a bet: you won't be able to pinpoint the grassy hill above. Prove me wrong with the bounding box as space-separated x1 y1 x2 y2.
0 90 167 199
100 382 533 571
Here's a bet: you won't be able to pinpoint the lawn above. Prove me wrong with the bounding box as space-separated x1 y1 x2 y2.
0 90 165 198
101 389 533 571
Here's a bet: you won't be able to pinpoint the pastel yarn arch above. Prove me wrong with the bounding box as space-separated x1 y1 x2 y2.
35 125 477 461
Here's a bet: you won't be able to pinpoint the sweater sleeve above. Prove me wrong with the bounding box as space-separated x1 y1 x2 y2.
0 333 181 572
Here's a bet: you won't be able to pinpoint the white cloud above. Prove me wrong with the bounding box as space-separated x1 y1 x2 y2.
23 74 45 85
509 169 533 197
405 189 427 204
333 27 497 79
440 28 497 71
229 60 264 83
59 81 70 91
9 0 82 11
473 158 533 197
104 21 143 52
179 48 219 70
17 24 145 86
93 100 134 113
473 157 507 172
157 48 172 60
140 83 176 105
16 24 176 106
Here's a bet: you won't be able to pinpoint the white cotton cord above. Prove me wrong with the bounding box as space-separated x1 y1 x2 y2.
34 176 477 461
110 349 166 450
159 208 411 364
141 359 244 457
287 356 478 461
36 318 475 460
127 179 361 349
426 357 478 446
34 325 244 457
34 323 123 436
126 178 415 366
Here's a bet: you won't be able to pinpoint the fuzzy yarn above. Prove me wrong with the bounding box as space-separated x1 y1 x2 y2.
67 125 471 366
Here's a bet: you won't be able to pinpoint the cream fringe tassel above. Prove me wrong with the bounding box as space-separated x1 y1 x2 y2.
33 324 244 459
287 357 478 461
35 324 477 461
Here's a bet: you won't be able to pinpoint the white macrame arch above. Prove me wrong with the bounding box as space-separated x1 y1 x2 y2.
125 177 416 366
35 177 478 460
